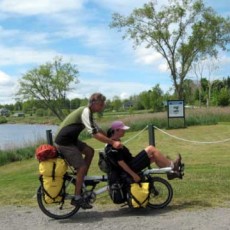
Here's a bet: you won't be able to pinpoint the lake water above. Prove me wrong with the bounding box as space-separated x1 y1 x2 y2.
0 124 58 150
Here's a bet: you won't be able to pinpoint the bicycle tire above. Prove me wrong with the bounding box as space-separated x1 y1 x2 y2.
147 176 173 209
37 175 80 219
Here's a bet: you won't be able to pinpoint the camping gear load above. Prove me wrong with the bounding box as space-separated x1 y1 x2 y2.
35 144 57 161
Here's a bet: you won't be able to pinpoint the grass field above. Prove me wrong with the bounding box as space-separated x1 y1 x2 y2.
0 123 229 210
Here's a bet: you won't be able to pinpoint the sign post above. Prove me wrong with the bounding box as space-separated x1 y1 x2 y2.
167 100 185 128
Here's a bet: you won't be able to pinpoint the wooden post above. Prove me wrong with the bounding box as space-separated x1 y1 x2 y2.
148 125 155 146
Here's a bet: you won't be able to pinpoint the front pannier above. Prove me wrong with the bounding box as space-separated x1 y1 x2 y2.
129 182 150 208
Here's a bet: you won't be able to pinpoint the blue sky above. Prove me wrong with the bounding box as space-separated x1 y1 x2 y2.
0 0 229 105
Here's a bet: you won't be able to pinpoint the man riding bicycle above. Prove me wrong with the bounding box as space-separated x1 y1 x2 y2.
55 93 122 209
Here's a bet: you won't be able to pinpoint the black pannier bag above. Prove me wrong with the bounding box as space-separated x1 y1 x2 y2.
98 151 109 173
109 183 127 204
99 149 128 204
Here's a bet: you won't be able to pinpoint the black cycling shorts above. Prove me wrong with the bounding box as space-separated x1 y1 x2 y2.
129 150 150 172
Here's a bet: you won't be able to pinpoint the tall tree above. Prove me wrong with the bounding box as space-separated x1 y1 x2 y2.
110 0 230 99
17 57 79 121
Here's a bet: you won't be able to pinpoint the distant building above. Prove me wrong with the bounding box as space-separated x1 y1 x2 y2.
0 108 10 117
123 101 133 110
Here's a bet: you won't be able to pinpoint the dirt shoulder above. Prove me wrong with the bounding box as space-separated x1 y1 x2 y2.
1 205 230 230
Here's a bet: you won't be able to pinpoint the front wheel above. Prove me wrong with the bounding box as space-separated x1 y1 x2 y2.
37 175 80 219
147 176 173 209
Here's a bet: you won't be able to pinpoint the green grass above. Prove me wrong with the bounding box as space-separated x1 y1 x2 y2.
0 123 230 210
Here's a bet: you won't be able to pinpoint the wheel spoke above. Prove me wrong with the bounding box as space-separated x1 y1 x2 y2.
147 177 173 209
37 176 80 219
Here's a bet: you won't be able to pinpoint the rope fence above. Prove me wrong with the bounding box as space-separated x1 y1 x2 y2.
95 125 230 151
153 125 230 144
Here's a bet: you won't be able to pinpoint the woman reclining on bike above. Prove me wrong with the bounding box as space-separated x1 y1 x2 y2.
105 121 183 182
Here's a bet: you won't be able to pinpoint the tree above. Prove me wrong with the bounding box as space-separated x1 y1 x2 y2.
139 91 151 109
17 57 79 121
217 87 230 106
150 84 164 112
110 0 230 99
70 98 81 110
111 96 122 111
200 78 209 104
22 100 36 115
192 58 219 106
182 79 196 105
139 84 164 111
14 101 23 111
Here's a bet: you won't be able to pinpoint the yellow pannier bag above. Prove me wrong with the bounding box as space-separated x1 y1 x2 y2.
130 182 150 208
42 176 64 204
38 157 67 204
39 158 67 177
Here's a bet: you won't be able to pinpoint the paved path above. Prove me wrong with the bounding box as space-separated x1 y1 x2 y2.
1 205 230 230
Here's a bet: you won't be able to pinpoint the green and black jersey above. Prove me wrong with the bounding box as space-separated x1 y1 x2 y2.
55 106 99 146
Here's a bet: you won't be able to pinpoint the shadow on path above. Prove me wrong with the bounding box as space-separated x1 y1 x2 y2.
56 201 209 224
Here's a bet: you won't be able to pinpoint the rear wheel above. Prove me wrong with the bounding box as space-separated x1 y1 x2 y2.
37 175 80 219
147 176 173 209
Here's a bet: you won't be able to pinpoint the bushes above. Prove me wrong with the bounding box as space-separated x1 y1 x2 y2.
217 88 230 106
0 146 36 166
0 116 7 124
36 108 48 117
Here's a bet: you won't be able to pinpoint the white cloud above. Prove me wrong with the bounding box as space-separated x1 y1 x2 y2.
0 0 84 15
159 63 169 73
0 26 19 38
0 71 16 104
133 46 171 74
67 78 173 101
91 0 170 15
135 47 162 65
54 25 114 48
119 92 130 100
67 55 113 75
68 80 151 100
0 45 58 66
0 45 113 76
0 71 13 85
219 53 230 66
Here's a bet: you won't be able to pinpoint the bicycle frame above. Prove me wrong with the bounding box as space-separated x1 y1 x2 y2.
66 166 173 198
143 167 172 175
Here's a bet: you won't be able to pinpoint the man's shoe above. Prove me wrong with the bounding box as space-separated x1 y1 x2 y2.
71 197 93 209
173 154 182 172
167 171 183 180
